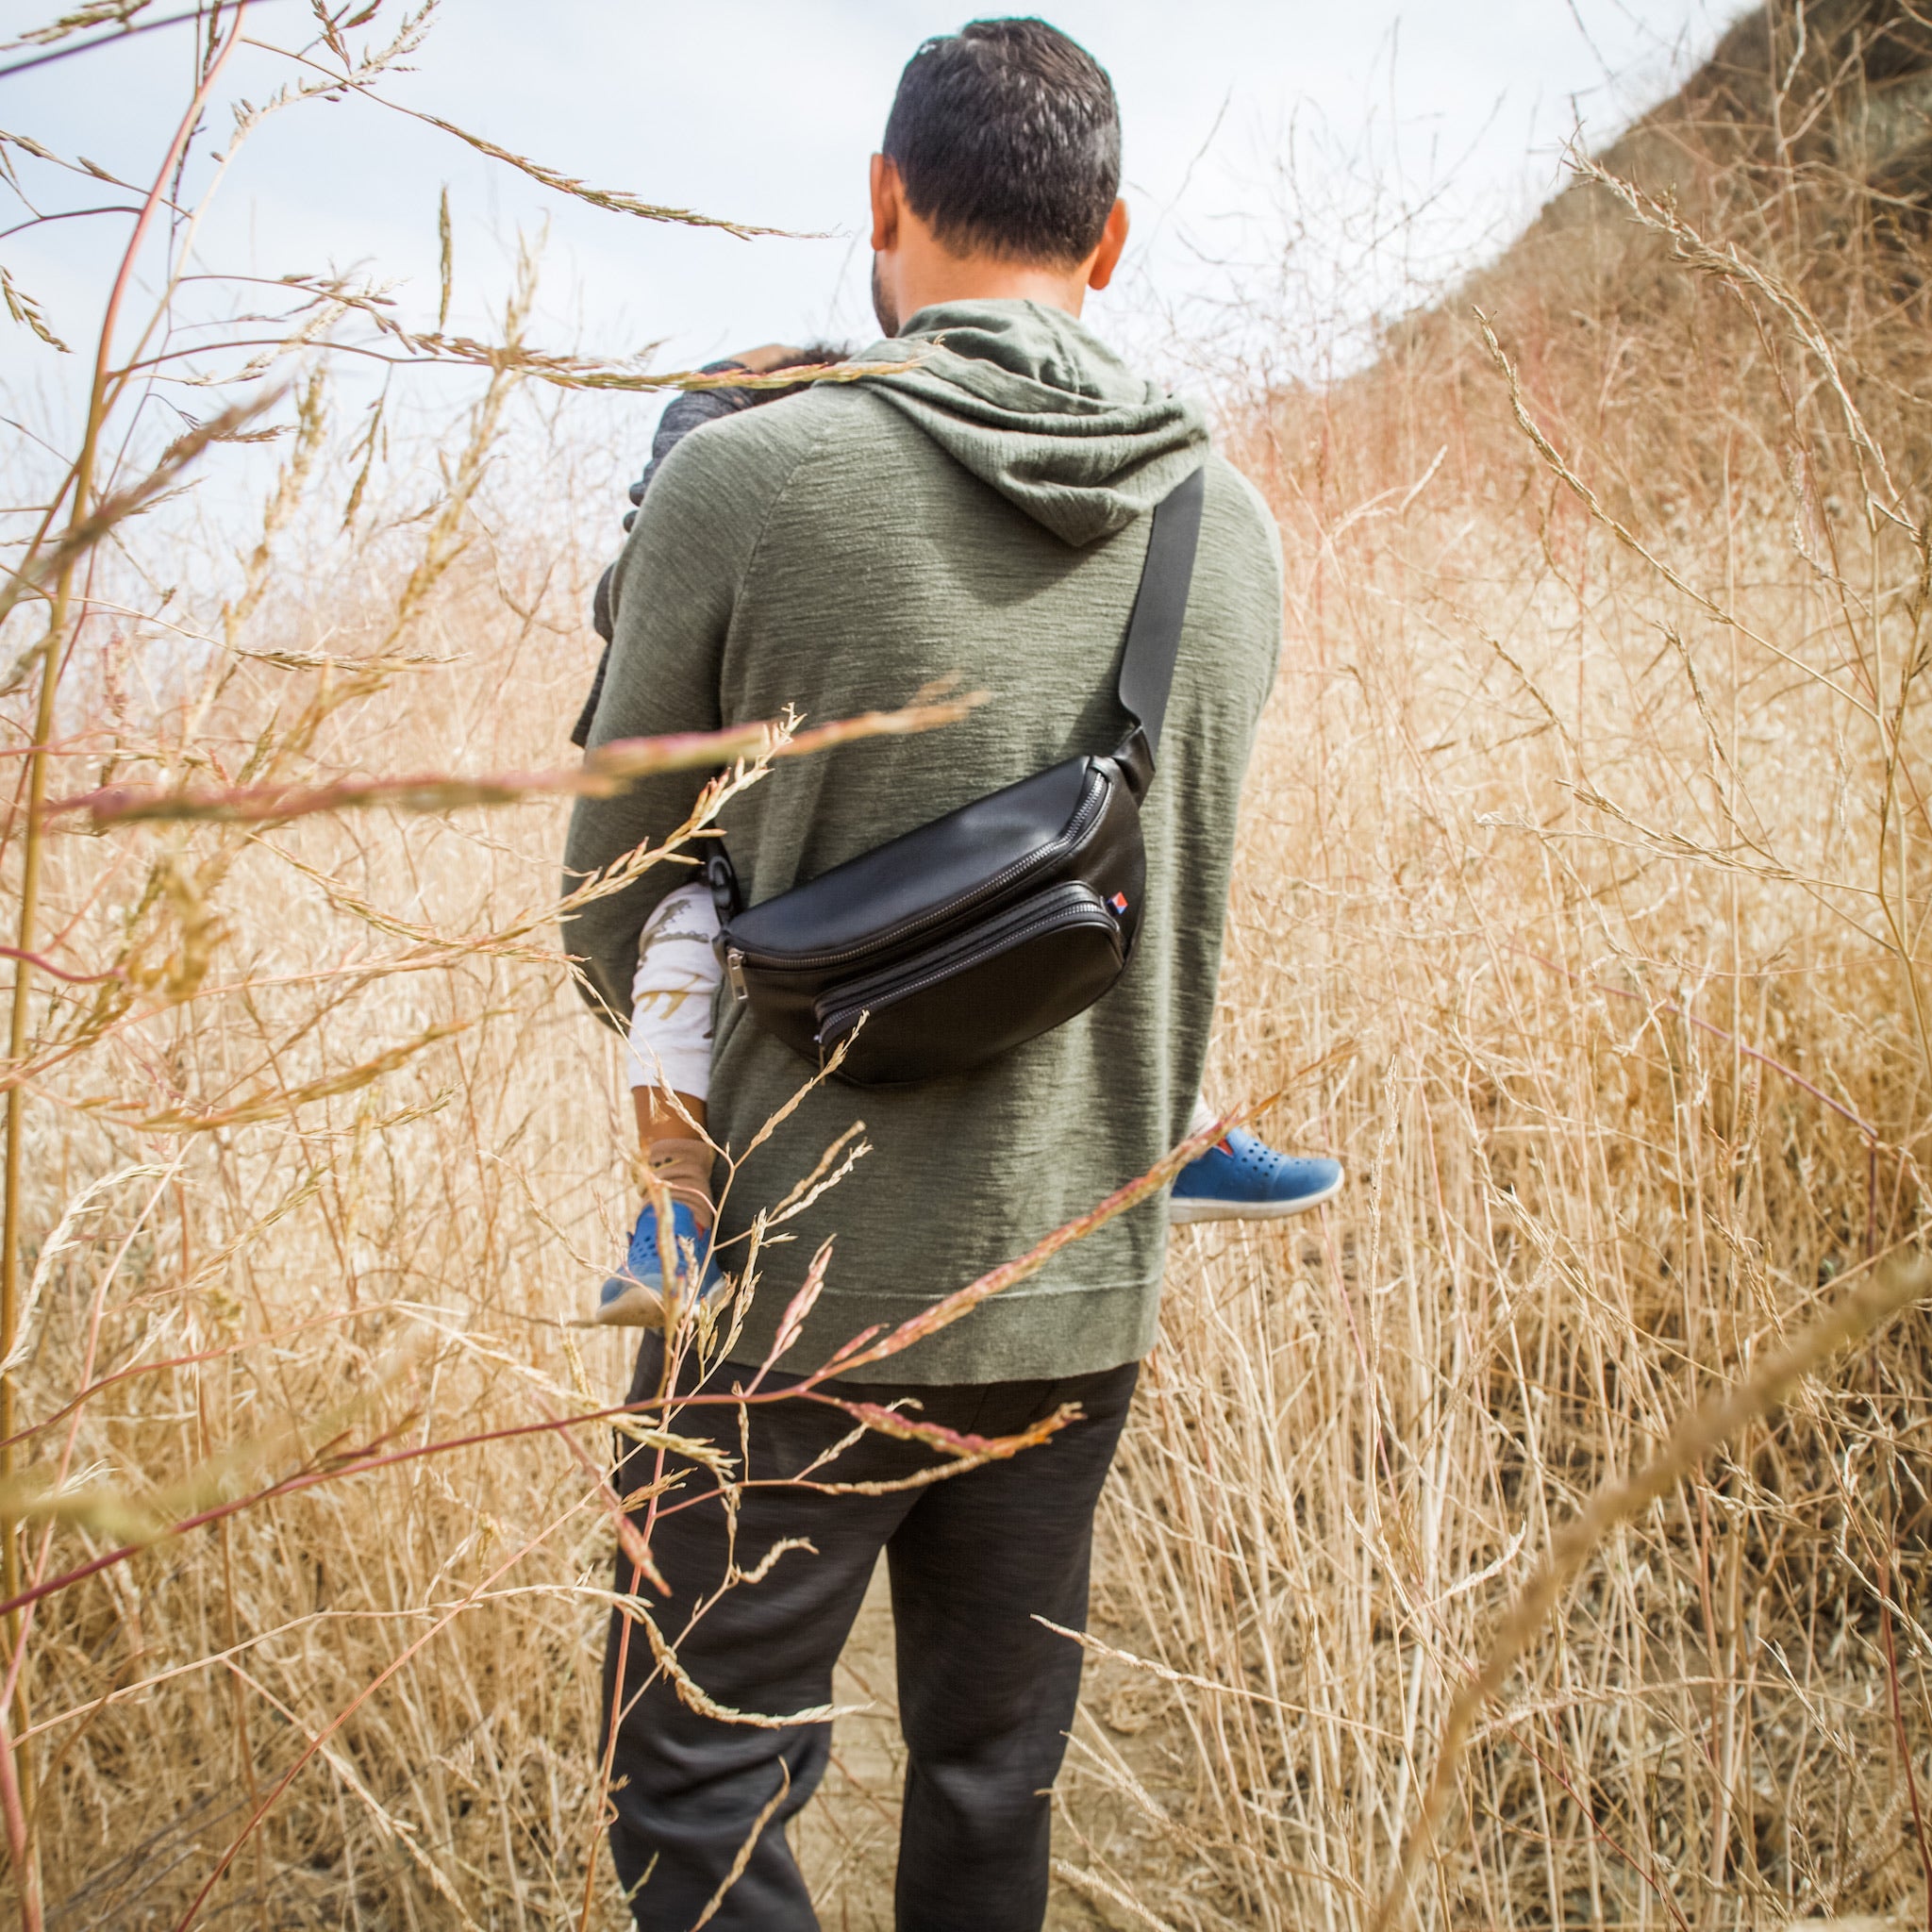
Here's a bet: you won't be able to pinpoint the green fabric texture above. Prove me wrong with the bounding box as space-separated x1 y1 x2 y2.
561 298 1282 1384
859 301 1209 545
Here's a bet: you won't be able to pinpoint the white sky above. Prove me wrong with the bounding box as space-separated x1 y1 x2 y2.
2 1 1732 471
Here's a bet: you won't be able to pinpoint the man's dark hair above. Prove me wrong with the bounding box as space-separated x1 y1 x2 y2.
882 19 1121 266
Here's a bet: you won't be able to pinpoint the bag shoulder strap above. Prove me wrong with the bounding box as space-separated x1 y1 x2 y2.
1113 464 1207 797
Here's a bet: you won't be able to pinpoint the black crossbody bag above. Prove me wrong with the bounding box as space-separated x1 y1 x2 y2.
702 466 1206 1089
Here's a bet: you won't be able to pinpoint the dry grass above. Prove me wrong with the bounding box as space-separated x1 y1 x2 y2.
1059 33 1932 1924
5 4 1932 1928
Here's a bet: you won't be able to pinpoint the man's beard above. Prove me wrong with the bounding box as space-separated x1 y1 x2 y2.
870 255 898 338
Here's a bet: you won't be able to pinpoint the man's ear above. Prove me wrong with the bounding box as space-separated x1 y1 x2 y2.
1086 198 1130 292
870 153 901 253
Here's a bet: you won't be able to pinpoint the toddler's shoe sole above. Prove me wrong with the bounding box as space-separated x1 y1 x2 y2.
592 1276 666 1326
1169 1167 1345 1224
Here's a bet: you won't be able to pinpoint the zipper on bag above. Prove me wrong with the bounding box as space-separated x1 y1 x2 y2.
812 882 1122 1050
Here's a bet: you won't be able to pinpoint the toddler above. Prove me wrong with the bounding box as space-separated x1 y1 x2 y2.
580 347 1343 1325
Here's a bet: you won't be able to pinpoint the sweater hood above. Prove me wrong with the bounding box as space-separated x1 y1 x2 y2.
857 299 1208 547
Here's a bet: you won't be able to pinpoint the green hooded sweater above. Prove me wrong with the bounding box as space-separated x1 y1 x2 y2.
562 300 1282 1384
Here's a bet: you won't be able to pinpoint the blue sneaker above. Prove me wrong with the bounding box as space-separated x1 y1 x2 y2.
594 1200 724 1325
1170 1128 1343 1224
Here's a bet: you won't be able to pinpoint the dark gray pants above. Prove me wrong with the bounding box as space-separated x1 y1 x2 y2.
599 1334 1140 1931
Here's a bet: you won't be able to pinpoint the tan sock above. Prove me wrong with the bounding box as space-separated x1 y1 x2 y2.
643 1137 715 1233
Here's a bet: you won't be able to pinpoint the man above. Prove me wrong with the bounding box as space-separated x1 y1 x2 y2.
562 20 1285 1928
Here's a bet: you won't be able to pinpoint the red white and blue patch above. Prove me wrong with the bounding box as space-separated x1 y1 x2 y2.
1109 891 1130 916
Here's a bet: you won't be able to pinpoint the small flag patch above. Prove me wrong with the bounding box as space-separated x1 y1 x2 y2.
1109 891 1130 916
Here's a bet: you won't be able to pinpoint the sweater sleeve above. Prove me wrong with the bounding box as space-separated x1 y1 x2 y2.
570 372 759 749
558 408 809 1028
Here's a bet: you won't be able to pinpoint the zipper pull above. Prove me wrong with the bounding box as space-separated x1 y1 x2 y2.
725 947 748 1003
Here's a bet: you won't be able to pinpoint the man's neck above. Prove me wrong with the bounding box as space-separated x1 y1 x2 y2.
877 239 1091 335
894 261 1088 322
